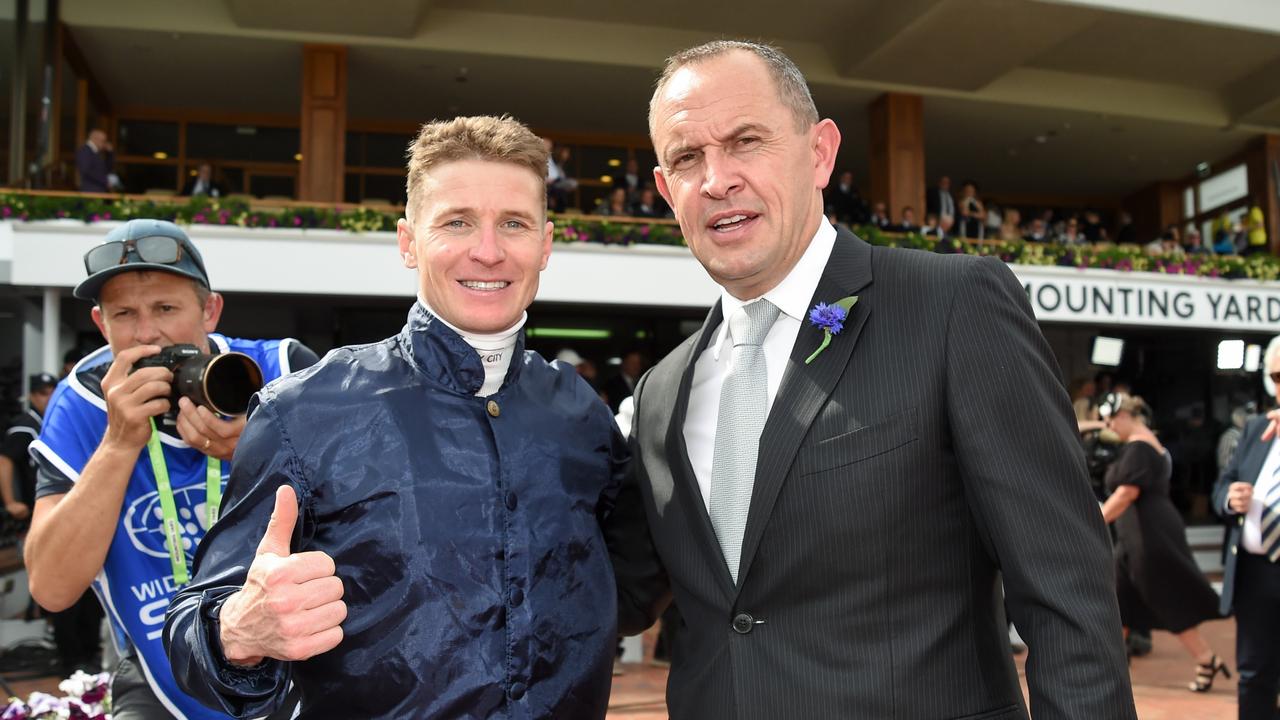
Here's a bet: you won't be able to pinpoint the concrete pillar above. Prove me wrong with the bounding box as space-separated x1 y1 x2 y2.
42 289 60 375
868 92 926 224
298 44 347 202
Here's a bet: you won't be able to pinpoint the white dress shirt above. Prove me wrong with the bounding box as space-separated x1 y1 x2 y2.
1240 434 1280 554
683 217 837 510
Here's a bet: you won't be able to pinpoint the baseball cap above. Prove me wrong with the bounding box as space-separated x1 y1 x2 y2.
74 219 211 301
29 372 58 392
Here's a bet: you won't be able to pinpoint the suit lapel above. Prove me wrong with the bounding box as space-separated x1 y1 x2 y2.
667 301 740 598
736 230 874 588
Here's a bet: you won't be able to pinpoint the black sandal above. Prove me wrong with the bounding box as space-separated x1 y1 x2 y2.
1189 655 1230 692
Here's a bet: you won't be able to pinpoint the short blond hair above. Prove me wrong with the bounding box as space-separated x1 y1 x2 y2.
404 115 547 222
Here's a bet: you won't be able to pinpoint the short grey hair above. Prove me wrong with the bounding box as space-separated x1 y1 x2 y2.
648 40 819 136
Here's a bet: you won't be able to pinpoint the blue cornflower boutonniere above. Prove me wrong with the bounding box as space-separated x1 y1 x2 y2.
804 295 860 364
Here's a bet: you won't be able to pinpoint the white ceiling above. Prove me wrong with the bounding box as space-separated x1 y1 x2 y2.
3 0 1278 199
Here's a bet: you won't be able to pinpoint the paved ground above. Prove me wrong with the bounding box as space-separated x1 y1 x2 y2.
0 619 1242 718
607 619 1242 719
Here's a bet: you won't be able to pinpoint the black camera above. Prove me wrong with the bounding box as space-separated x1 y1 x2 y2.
132 344 264 419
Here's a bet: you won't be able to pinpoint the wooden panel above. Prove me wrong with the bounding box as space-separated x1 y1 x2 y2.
299 45 347 202
310 52 339 99
868 93 926 224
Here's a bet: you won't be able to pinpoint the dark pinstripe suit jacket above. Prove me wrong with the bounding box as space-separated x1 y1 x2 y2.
610 228 1136 719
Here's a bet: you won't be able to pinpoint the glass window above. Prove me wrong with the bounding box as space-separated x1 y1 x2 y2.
576 145 624 184
187 124 300 163
364 132 410 168
117 121 179 158
344 173 361 203
363 174 406 205
117 163 179 194
345 132 363 166
249 173 296 199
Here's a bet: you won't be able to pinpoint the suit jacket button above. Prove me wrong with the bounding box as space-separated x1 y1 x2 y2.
487 400 501 417
509 682 527 701
1232 545 1238 555
732 612 754 634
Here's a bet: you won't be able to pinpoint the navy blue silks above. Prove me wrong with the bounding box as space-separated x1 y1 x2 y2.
165 303 629 719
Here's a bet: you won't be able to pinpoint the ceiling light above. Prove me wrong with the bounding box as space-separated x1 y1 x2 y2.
600 175 613 183
608 159 621 167
294 153 303 161
152 152 168 160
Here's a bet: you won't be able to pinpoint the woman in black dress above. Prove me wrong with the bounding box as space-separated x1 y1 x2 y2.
1099 394 1229 692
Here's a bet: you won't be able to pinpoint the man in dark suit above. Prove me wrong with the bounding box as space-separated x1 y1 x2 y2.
181 162 226 198
1214 337 1280 720
609 40 1135 719
75 129 119 193
926 175 956 226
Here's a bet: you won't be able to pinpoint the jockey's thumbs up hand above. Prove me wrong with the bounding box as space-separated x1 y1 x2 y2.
218 485 346 665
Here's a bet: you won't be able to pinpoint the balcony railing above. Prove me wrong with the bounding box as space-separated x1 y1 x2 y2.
2 189 1277 281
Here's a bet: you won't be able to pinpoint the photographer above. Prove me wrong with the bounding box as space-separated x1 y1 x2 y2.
25 219 316 719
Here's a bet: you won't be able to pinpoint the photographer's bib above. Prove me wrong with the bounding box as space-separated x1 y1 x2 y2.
31 334 290 720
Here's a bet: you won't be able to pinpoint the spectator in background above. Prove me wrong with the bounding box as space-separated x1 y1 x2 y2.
3 373 105 679
926 175 955 227
602 350 647 413
1145 225 1184 257
998 208 1023 241
824 170 866 226
1215 403 1254 475
614 157 643 202
919 212 944 238
557 348 602 397
867 201 891 229
595 187 631 217
1071 377 1099 423
1060 216 1089 245
957 180 985 238
1116 211 1137 244
180 162 225 198
544 138 578 212
76 129 121 194
1024 217 1050 242
631 187 666 218
1100 394 1228 694
1212 213 1239 255
895 206 919 233
1183 227 1209 255
1082 210 1108 243
1242 205 1268 256
985 203 1003 238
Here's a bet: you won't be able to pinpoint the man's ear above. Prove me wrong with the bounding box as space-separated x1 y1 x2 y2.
653 166 676 219
202 292 224 333
397 218 418 268
90 305 107 341
540 220 554 271
811 118 841 190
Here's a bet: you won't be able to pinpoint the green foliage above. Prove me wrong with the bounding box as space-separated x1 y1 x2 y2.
2 192 1276 280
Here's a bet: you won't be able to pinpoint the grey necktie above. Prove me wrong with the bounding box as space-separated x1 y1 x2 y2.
710 298 781 583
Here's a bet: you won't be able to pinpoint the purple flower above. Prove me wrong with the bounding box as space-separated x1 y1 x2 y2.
1 206 11 218
293 215 303 226
101 212 111 220
808 302 846 335
1 699 28 720
193 213 207 223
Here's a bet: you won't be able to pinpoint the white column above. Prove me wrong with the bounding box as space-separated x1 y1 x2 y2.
42 288 59 375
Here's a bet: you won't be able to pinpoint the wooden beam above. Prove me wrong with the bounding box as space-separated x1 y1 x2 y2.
868 92 925 224
115 106 299 128
298 44 347 203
